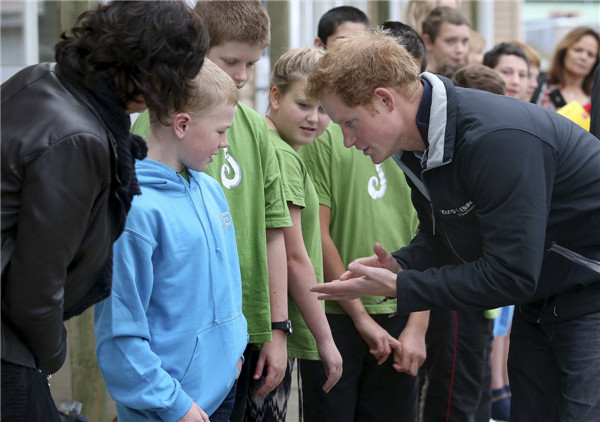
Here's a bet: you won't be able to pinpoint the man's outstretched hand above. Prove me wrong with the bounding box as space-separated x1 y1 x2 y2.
310 243 401 301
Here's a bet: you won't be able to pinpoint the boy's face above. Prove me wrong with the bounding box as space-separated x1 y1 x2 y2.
493 54 528 99
269 78 330 150
207 41 264 89
179 101 236 172
425 23 470 69
315 21 369 48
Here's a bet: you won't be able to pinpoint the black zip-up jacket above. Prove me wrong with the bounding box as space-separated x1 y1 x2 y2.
392 73 600 324
1 63 127 373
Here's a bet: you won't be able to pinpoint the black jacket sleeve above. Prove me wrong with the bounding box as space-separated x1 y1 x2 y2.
395 130 556 314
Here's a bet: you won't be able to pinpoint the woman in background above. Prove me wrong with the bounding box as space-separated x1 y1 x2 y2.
537 26 599 111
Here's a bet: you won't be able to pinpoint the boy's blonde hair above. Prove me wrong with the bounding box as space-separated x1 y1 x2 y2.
306 29 420 110
194 0 270 49
270 47 324 96
150 59 238 126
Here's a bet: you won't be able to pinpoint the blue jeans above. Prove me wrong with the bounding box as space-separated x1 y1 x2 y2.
210 380 237 422
508 310 600 421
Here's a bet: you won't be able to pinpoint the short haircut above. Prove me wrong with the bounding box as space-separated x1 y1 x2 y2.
422 6 469 42
435 62 463 79
508 41 541 69
483 42 529 70
270 48 324 96
547 26 599 95
317 6 371 47
55 0 208 126
380 20 428 72
150 59 238 127
306 29 420 110
452 64 506 95
194 0 270 49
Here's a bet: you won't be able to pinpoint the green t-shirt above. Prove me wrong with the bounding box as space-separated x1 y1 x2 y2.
131 103 291 344
299 123 418 314
269 130 323 360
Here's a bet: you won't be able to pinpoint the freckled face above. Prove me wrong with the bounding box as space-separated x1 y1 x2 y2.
180 101 236 172
320 90 422 164
207 41 264 89
269 79 330 150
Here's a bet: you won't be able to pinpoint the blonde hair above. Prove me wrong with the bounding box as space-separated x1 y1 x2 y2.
270 48 324 96
403 0 462 36
194 0 270 49
150 59 238 126
306 29 420 109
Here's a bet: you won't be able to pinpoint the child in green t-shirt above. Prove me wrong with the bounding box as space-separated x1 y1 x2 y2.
131 2 292 421
251 47 343 421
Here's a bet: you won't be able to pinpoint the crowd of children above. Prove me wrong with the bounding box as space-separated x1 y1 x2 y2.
2 1 598 422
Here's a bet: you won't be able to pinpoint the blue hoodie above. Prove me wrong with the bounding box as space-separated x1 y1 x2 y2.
94 159 248 421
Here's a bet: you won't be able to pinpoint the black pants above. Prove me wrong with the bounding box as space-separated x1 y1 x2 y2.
299 313 419 422
1 360 62 422
421 309 494 422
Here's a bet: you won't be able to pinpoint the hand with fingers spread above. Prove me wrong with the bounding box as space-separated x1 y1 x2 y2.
311 243 402 301
345 242 402 275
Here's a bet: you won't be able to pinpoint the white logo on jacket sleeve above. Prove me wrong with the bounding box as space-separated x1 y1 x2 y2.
368 164 387 200
220 211 233 231
439 200 475 217
220 147 242 189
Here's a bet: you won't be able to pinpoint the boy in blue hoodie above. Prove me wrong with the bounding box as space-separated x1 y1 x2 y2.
94 60 247 422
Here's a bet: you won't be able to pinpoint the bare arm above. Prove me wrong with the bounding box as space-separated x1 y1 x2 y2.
285 204 342 392
319 205 400 364
253 227 288 396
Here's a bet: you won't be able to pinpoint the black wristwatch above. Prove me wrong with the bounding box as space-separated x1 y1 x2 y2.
271 320 293 335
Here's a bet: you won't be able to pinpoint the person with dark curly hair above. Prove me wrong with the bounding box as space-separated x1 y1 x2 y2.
1 2 208 420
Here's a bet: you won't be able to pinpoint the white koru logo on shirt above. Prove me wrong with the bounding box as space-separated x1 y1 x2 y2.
368 164 387 200
220 147 242 190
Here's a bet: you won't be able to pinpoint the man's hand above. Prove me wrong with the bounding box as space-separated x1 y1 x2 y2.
354 315 403 365
177 402 209 422
316 337 343 393
252 330 287 396
311 263 398 301
348 242 402 274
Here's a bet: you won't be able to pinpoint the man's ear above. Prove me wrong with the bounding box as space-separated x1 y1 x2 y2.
269 86 282 111
373 87 395 113
314 37 325 49
173 113 190 139
422 33 434 52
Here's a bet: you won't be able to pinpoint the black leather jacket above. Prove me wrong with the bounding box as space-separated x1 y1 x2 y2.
1 63 126 374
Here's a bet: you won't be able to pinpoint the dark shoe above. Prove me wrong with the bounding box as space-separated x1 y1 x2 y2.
491 385 511 421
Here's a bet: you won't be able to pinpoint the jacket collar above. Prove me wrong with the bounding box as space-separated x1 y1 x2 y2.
392 73 457 200
420 72 456 169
